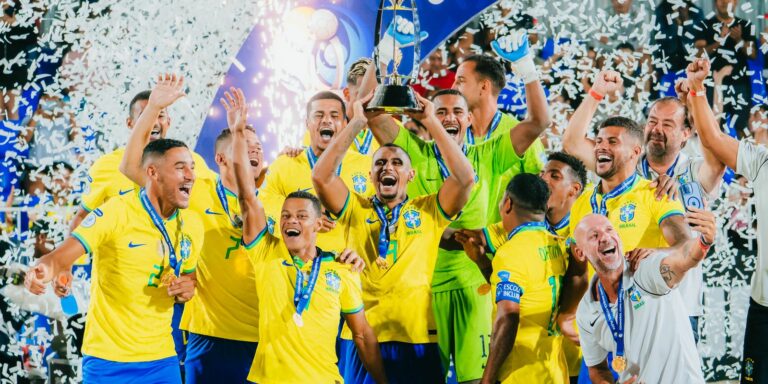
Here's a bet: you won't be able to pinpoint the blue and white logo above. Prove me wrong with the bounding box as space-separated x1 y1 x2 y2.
81 212 97 228
352 173 367 194
267 217 276 234
180 237 192 260
403 209 421 229
497 270 510 282
619 203 636 223
325 270 341 293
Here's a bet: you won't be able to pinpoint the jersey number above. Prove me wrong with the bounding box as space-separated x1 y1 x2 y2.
147 264 163 287
224 236 241 259
547 274 564 336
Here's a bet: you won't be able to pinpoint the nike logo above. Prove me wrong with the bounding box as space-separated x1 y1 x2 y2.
118 188 134 196
589 316 600 327
205 208 223 215
425 178 442 181
298 187 312 193
366 218 378 224
128 241 146 248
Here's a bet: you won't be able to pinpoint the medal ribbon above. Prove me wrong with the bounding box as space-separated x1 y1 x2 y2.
590 173 638 216
292 254 324 318
507 221 550 240
640 154 679 179
372 196 408 260
306 147 341 176
548 212 570 233
598 278 625 361
354 129 374 155
466 110 502 145
139 188 180 276
215 179 240 228
432 142 468 180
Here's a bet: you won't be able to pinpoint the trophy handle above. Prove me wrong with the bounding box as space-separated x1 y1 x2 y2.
373 0 421 85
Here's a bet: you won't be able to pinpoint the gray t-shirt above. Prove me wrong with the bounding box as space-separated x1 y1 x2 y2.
576 253 705 383
737 140 768 306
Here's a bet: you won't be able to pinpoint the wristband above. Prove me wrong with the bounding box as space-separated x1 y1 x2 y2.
689 89 706 98
699 235 713 252
588 88 604 101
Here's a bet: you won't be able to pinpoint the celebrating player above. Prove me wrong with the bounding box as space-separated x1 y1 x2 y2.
25 139 203 383
218 87 386 383
573 213 713 383
312 92 475 382
481 173 569 383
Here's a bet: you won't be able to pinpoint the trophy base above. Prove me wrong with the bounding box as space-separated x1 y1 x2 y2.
365 84 423 113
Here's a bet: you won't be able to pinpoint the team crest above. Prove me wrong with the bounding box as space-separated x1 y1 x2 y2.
744 358 754 378
81 212 97 228
352 173 367 194
267 216 276 234
403 209 421 229
497 270 510 282
628 286 645 309
619 202 636 223
325 270 341 293
180 235 192 260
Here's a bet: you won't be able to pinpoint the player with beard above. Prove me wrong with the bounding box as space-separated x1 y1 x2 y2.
563 68 726 339
366 86 551 382
573 214 712 383
25 138 203 383
260 91 373 253
312 93 475 382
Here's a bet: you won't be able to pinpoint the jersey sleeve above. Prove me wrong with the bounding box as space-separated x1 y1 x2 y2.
576 315 609 367
521 138 546 174
339 268 364 314
492 245 528 304
482 221 507 255
737 140 768 183
191 151 217 181
261 158 288 234
392 124 433 167
71 198 122 254
243 228 278 265
427 194 459 229
80 161 111 212
650 191 685 225
180 211 204 274
633 251 673 296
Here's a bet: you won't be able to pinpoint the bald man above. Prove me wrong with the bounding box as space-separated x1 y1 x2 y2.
572 214 713 384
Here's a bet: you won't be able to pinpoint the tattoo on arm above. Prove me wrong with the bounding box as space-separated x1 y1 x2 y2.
660 262 676 285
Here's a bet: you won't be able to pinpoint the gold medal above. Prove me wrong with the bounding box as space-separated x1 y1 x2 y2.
293 312 304 327
161 273 177 287
611 355 626 373
375 258 389 269
477 284 491 295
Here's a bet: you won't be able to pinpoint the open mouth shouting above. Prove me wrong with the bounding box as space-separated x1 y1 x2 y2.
319 127 335 143
444 123 460 138
283 227 301 238
178 182 193 200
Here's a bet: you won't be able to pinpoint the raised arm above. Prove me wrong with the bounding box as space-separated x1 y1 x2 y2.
119 73 186 185
562 70 622 171
480 300 520 384
660 206 714 288
408 93 474 217
24 237 86 296
359 61 401 145
491 31 551 156
311 99 368 215
221 88 267 244
686 59 739 171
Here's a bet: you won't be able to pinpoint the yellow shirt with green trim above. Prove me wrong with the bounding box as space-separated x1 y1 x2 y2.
80 147 216 212
334 192 455 343
491 224 568 384
260 148 372 253
567 177 684 253
302 127 380 156
245 231 363 384
71 193 203 362
179 177 259 342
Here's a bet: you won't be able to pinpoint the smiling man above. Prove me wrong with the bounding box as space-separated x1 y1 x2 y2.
25 138 204 383
313 93 475 382
260 91 373 253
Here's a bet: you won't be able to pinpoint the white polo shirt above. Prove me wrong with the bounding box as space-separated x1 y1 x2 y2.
737 140 768 307
576 252 705 383
636 152 719 317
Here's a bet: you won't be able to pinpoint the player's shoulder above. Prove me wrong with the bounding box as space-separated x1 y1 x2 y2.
190 151 216 179
271 152 308 170
182 208 205 233
344 148 372 167
89 147 124 172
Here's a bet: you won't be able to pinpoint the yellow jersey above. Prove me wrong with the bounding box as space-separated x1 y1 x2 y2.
80 147 216 212
333 192 455 343
568 175 684 251
179 177 259 341
71 192 203 362
260 148 372 253
245 231 363 384
302 128 380 156
491 222 568 384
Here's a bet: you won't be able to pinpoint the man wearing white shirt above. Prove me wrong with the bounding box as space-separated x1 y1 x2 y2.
573 212 713 384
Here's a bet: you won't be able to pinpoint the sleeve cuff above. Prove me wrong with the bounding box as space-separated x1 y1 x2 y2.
71 233 92 254
328 192 351 220
182 268 196 274
658 210 684 225
80 202 94 213
243 227 268 250
482 227 496 255
341 304 364 315
436 198 461 222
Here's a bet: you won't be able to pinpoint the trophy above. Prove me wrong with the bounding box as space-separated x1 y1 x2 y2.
366 0 424 113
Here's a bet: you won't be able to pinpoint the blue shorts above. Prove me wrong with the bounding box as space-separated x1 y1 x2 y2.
184 333 258 384
82 355 180 384
338 339 443 384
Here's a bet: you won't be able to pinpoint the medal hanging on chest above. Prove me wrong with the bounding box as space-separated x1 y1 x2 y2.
292 257 323 327
371 197 408 270
598 279 627 373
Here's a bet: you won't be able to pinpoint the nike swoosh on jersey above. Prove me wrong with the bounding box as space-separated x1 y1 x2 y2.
118 188 134 196
366 218 378 224
128 241 146 248
589 315 600 327
298 187 312 192
205 208 223 215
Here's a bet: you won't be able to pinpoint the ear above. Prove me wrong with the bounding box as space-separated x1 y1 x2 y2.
503 196 513 215
343 88 351 103
214 152 225 166
570 244 587 263
408 168 416 182
126 117 133 129
313 216 323 232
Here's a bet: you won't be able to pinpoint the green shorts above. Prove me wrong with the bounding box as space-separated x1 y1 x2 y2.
432 284 493 382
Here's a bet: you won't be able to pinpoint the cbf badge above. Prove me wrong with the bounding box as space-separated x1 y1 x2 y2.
352 173 367 194
180 236 192 261
81 212 97 228
403 209 421 229
619 203 636 223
